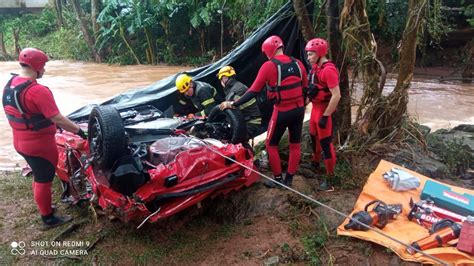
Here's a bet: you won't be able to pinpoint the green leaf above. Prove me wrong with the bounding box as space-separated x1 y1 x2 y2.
199 8 211 26
190 14 200 28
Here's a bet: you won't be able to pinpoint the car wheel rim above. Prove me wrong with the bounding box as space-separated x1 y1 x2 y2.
90 116 104 164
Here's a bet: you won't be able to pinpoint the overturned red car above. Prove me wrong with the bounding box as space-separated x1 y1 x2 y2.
55 104 259 225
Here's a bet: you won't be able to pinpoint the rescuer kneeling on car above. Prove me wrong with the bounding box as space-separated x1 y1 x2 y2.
2 48 87 229
217 65 262 152
175 73 223 118
220 35 308 188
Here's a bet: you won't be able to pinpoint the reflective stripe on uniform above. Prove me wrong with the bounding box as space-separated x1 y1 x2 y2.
201 98 215 106
248 117 261 124
179 100 187 105
198 110 206 116
239 98 256 110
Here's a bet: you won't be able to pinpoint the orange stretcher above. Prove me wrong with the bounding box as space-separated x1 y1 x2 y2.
337 160 474 265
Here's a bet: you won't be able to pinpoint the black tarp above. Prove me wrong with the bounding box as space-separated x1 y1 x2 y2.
68 1 312 121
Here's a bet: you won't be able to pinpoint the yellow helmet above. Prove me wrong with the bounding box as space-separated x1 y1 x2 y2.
217 66 236 80
176 74 192 93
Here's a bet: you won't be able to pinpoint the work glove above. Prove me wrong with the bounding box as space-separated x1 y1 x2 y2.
77 128 88 140
318 115 329 129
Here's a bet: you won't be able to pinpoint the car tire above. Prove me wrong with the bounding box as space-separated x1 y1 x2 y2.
88 105 128 169
207 105 247 144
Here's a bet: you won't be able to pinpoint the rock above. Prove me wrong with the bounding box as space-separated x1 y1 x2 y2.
279 121 314 165
386 148 451 179
383 125 474 179
264 256 280 266
453 124 474 133
427 125 474 175
460 169 474 180
430 126 474 152
415 123 431 136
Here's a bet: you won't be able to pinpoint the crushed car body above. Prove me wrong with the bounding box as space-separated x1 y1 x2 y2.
55 105 258 224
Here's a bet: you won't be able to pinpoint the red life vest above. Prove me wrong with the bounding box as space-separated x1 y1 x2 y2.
2 75 53 131
267 57 304 105
309 61 337 103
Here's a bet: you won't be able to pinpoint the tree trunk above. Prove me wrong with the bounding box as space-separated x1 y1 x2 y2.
119 23 140 64
13 28 21 57
199 28 206 56
340 0 385 137
0 31 7 58
380 0 427 131
144 27 155 64
327 0 350 139
71 0 102 63
293 0 315 41
220 0 226 58
91 0 100 37
461 39 473 83
54 0 64 29
160 17 175 60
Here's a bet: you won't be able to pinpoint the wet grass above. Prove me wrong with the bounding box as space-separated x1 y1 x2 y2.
0 172 31 199
61 214 244 264
0 164 396 265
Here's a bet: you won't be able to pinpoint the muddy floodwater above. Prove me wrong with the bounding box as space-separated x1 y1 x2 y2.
0 61 188 168
1 62 473 168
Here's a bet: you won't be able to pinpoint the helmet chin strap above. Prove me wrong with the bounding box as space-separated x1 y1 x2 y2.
316 56 322 65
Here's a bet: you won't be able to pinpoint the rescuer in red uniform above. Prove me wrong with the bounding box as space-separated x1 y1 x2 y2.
220 35 307 188
305 38 341 191
2 48 86 229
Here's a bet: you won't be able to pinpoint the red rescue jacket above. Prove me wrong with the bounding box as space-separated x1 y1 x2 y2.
2 75 53 131
309 61 337 103
266 57 304 105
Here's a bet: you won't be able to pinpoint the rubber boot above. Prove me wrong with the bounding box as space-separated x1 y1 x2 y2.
300 161 321 176
284 173 294 187
264 175 283 189
41 213 73 230
318 177 334 191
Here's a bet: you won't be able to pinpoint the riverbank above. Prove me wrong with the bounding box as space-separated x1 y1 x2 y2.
1 62 472 170
0 123 472 264
0 159 413 265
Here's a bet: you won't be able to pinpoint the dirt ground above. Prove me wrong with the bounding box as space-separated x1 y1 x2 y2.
0 160 431 266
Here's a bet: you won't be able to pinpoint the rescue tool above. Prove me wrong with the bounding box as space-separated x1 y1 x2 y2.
408 198 466 228
407 219 462 254
344 200 402 231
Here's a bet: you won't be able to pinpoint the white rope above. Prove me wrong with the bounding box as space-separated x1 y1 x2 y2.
181 134 448 265
137 207 161 229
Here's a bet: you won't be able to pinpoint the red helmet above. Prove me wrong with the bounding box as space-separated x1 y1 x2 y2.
19 48 49 72
262 35 284 59
305 38 328 57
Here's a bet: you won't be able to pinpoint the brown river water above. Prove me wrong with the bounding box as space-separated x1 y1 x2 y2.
0 62 473 169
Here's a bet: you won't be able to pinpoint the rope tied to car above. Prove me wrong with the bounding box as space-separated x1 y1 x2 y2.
178 134 449 265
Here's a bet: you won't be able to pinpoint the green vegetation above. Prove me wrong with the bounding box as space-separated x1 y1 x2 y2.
0 0 286 65
301 219 330 265
0 6 89 61
1 0 469 65
464 4 474 27
428 135 473 176
332 158 356 190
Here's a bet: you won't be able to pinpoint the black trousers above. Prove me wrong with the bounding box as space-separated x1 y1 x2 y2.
18 152 55 183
